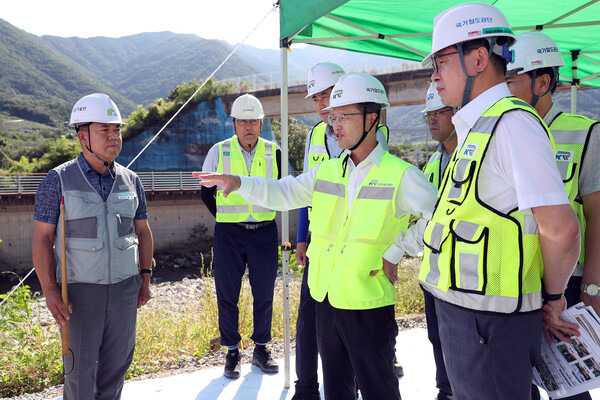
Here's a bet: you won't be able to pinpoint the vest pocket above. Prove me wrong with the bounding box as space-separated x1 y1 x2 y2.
113 234 140 280
64 238 105 283
422 221 452 288
447 158 476 206
65 217 98 239
337 246 385 303
348 200 389 240
450 220 488 293
308 196 338 235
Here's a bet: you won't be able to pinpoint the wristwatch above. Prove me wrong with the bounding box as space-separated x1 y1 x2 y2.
581 283 600 296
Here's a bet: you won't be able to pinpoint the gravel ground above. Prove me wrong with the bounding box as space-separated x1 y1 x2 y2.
3 252 426 400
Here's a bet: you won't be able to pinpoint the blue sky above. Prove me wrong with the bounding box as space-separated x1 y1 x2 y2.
2 0 280 49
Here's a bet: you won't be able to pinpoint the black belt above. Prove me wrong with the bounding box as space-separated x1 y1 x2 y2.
236 220 274 230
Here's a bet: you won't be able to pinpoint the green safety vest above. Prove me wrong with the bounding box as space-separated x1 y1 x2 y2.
307 121 390 171
305 152 412 310
420 97 555 314
550 112 598 265
423 151 443 189
215 135 278 223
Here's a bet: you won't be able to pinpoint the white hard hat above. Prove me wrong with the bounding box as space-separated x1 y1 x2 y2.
305 62 346 99
69 93 124 127
507 31 565 74
422 2 516 68
421 82 445 113
323 72 389 111
230 93 264 119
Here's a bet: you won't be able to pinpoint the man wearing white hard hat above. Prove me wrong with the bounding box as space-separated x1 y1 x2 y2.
420 82 456 400
420 3 581 399
201 93 281 379
194 72 437 400
422 81 457 188
32 93 154 399
293 62 395 400
506 31 600 400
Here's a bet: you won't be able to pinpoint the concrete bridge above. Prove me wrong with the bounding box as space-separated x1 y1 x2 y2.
222 69 433 122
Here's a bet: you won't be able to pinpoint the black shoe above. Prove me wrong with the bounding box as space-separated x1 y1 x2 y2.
291 393 321 400
436 390 453 400
252 345 279 373
223 349 241 379
393 355 404 377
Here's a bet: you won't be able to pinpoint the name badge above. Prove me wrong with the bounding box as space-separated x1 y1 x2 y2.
118 192 136 200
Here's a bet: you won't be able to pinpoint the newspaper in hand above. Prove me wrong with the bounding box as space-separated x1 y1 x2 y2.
533 302 600 398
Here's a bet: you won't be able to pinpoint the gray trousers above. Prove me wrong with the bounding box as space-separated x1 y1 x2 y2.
62 275 141 400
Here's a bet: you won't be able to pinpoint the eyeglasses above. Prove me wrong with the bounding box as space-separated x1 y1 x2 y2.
422 108 453 122
235 119 261 127
327 113 361 126
432 50 460 73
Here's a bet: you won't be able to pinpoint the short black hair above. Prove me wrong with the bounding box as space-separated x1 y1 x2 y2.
357 102 382 115
462 38 507 75
526 67 559 94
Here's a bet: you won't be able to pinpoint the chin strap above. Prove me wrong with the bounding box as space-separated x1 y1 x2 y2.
349 109 380 152
441 128 456 143
84 124 115 179
459 37 514 108
530 67 559 108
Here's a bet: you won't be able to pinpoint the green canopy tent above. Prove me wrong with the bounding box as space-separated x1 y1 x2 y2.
275 0 600 387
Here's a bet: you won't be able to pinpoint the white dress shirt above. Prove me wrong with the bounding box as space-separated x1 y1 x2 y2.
238 143 437 264
452 83 568 214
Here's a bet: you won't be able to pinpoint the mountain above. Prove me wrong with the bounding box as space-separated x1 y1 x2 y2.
42 34 262 106
0 18 134 125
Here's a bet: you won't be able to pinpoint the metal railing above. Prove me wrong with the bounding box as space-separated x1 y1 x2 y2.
0 172 204 196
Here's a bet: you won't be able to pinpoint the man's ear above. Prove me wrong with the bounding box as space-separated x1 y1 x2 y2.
535 73 552 96
472 46 489 74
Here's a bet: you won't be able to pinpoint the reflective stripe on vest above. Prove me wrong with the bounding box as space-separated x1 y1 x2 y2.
420 97 550 313
550 112 598 265
54 158 140 284
423 151 442 189
306 152 411 310
216 135 278 222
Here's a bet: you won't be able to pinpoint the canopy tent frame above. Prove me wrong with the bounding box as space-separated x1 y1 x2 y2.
277 0 600 386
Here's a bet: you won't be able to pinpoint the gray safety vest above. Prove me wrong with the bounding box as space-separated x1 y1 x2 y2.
54 159 140 284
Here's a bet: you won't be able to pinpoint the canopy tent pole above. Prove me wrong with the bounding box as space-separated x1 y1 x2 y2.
571 50 580 114
280 37 291 390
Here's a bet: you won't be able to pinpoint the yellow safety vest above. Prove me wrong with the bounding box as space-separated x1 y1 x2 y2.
307 122 390 171
215 135 278 222
420 97 554 314
306 152 412 310
550 112 598 265
423 151 443 189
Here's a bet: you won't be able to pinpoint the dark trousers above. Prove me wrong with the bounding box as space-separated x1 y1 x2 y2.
435 298 542 400
423 288 452 395
213 221 278 347
532 276 592 400
63 276 141 400
294 259 320 395
316 296 400 400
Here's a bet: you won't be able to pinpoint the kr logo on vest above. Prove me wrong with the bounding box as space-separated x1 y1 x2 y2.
556 150 574 162
461 143 479 158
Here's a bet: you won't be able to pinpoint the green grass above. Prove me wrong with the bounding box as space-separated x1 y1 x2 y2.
0 257 423 397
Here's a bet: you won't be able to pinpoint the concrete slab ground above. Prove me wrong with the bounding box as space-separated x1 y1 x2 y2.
48 329 600 400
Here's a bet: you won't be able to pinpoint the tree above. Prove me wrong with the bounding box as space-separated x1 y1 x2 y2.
34 135 80 172
271 117 309 173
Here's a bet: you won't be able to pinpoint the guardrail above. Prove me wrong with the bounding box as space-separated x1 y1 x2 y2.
0 172 204 196
0 171 303 196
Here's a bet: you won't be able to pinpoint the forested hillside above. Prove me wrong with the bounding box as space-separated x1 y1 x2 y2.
0 19 133 125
